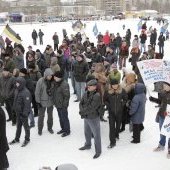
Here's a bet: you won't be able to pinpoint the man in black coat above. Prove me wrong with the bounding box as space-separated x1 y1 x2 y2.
32 29 38 45
9 77 31 147
0 106 9 170
52 71 70 137
150 29 157 50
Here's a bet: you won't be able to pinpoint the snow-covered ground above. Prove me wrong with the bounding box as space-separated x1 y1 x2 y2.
1 19 170 170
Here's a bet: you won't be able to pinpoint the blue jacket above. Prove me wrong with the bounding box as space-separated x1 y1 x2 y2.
129 83 146 124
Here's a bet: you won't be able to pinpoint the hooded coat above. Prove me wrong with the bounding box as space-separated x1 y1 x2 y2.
13 77 32 118
129 83 146 124
35 68 53 107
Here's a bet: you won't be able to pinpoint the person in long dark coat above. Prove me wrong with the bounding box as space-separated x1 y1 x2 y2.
0 106 9 170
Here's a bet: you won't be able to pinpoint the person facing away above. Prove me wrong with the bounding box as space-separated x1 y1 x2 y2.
129 83 146 144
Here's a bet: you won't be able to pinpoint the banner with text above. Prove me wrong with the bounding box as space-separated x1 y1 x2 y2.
137 59 170 85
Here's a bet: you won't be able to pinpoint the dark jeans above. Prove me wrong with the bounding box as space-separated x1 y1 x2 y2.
133 124 141 142
32 95 38 117
159 45 164 56
38 106 53 131
15 117 30 141
109 113 122 145
159 116 170 149
54 43 59 51
57 108 70 133
39 38 43 45
33 39 37 45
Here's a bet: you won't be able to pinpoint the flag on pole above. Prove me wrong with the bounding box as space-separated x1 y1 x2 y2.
137 20 142 32
93 23 98 36
160 23 169 34
2 24 21 44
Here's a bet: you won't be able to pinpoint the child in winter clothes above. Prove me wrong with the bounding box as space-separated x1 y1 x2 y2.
129 83 146 144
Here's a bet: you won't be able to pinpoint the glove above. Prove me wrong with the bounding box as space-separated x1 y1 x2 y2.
149 96 155 101
37 103 43 108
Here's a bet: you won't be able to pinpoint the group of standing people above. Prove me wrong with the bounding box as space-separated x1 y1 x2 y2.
1 20 170 169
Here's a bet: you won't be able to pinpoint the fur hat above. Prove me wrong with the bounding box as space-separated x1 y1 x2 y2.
19 68 28 75
110 79 119 85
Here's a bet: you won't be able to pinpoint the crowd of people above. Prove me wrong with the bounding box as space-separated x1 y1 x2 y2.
0 21 170 169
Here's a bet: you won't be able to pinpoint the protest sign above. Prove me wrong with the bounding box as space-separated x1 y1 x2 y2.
137 59 165 85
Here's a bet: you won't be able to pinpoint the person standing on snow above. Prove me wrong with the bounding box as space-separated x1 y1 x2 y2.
52 71 71 137
38 29 44 45
79 79 102 159
52 32 59 51
129 83 146 144
104 79 127 148
32 29 38 45
9 77 31 147
149 82 170 159
35 68 54 135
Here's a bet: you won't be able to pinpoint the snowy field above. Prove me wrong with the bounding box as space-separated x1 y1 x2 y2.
0 19 170 170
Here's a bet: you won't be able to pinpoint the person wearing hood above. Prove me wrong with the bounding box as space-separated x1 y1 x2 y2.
103 31 110 45
73 54 89 102
50 57 60 74
0 106 9 170
104 79 127 148
52 71 71 137
35 68 54 135
129 83 146 144
9 77 31 147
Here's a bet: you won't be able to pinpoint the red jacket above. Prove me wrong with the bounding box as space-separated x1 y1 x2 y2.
103 33 110 45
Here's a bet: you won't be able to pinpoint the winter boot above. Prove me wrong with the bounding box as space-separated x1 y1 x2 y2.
21 140 30 147
153 144 165 152
9 139 19 145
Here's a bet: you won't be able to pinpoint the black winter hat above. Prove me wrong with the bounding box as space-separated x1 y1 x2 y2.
3 67 10 72
54 71 64 78
4 53 10 57
19 68 27 75
110 79 119 85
